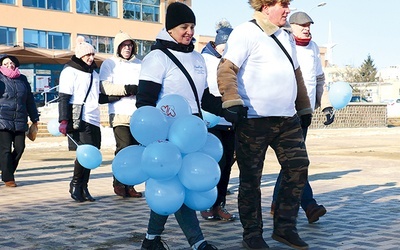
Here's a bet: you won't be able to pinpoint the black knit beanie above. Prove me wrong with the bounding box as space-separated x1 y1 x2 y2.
165 2 196 30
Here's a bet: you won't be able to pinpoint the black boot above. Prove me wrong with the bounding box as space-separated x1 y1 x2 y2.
70 161 85 202
82 168 95 202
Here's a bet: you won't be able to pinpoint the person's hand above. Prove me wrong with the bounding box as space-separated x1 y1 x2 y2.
59 120 68 135
223 105 248 124
300 113 312 129
322 107 335 125
124 85 138 96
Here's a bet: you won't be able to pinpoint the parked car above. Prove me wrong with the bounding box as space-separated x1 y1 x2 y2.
350 95 370 102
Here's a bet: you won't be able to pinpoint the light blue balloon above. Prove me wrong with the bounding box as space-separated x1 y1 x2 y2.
184 186 217 211
156 94 192 127
76 144 102 169
112 145 149 185
329 81 353 110
141 140 182 181
168 115 208 154
178 152 221 192
47 119 62 136
201 109 220 128
198 133 223 162
145 176 185 216
130 106 169 146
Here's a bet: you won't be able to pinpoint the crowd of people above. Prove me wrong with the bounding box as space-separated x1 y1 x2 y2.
0 0 336 249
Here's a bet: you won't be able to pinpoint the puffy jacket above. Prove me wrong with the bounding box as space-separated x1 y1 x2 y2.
0 73 39 132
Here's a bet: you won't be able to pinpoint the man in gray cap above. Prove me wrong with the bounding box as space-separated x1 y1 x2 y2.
271 11 332 225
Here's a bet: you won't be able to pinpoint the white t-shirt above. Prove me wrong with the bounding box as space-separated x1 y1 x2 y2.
296 41 324 111
223 22 299 118
99 56 142 115
59 66 101 127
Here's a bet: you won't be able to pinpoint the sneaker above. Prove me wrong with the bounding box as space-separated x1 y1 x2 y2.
214 205 236 221
141 236 168 250
322 107 335 125
242 236 269 250
272 229 308 250
197 241 218 250
113 184 127 197
200 208 215 220
270 201 275 215
306 204 327 224
126 186 143 198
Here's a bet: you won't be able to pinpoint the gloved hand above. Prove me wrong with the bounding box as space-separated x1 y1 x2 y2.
223 105 248 124
124 84 138 96
59 120 68 135
322 107 335 125
300 113 312 129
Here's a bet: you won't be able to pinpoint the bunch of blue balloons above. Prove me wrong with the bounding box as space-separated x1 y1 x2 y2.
112 94 223 215
47 118 102 170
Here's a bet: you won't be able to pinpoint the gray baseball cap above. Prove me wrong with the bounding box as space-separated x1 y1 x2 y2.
289 12 314 25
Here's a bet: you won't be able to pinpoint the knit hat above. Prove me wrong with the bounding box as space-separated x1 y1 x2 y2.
165 2 196 30
0 54 20 67
114 31 137 57
289 12 314 25
75 36 95 58
214 19 233 46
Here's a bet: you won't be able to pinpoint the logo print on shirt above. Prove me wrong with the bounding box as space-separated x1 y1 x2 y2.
161 105 176 117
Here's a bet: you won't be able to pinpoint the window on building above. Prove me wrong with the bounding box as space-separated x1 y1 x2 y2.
123 0 160 22
79 34 114 54
77 0 117 17
0 27 16 46
136 39 154 59
23 0 70 11
24 29 70 50
0 0 15 4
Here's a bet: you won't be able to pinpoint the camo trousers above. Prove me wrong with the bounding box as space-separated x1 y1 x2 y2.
235 115 309 239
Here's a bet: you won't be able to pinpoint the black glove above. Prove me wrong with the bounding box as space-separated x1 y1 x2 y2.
300 113 312 129
322 107 335 125
124 84 138 96
223 105 248 124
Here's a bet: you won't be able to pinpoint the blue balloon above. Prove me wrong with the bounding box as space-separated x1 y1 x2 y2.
178 152 221 192
76 144 102 169
329 81 353 110
145 176 185 216
112 145 149 185
141 140 182 181
130 106 169 146
168 115 208 154
184 186 217 211
47 119 62 136
198 133 223 162
201 109 220 128
156 94 192 127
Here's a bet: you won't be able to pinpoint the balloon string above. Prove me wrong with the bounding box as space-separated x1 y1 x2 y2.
66 134 79 147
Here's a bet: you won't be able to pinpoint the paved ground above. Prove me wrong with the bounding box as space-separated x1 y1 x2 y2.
0 126 400 250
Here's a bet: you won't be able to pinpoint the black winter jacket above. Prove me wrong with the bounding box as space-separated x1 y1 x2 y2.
0 73 39 132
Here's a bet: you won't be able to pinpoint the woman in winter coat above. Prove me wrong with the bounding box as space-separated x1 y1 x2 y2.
0 54 39 187
58 36 101 202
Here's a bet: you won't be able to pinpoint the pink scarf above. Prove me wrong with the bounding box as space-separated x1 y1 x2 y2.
0 66 21 79
294 36 312 46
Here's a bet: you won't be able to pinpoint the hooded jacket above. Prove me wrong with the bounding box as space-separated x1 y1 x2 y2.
99 32 141 127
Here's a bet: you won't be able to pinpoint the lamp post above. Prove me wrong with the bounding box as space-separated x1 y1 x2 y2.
309 2 327 12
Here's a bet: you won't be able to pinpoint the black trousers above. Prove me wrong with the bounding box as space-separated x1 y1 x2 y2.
0 130 26 182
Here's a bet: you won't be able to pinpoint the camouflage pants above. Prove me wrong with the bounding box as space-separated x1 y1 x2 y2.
235 115 309 239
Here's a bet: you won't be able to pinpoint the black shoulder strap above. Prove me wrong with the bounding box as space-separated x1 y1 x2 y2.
83 74 94 105
250 19 294 70
159 48 203 118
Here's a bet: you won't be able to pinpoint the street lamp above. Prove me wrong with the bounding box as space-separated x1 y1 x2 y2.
309 2 327 12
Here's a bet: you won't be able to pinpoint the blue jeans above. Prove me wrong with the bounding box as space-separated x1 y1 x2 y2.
147 204 204 246
272 126 317 211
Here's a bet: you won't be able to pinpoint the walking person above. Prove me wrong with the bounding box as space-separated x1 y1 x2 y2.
99 31 142 198
271 11 333 224
200 19 236 222
0 54 40 187
58 36 101 202
217 0 312 249
136 1 221 249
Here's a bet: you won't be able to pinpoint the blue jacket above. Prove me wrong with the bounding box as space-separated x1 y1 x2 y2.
0 73 39 132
